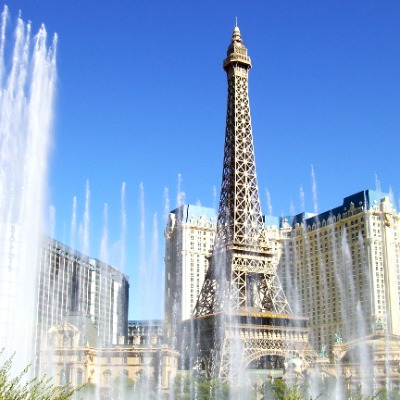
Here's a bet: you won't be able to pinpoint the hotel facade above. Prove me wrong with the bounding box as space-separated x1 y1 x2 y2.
164 204 216 346
164 190 400 357
276 189 400 355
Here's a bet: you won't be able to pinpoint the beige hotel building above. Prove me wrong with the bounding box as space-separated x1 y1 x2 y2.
164 190 400 358
164 204 216 347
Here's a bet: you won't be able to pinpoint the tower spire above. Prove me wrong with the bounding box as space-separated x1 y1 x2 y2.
190 26 317 381
224 23 251 71
194 22 289 318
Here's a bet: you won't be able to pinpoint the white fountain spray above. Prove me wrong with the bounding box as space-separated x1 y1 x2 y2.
163 186 170 225
139 182 146 287
212 184 217 214
375 173 381 192
299 185 305 213
177 173 185 207
0 6 57 374
70 195 77 250
311 165 318 215
120 182 127 271
100 203 109 263
266 187 273 217
49 204 56 240
388 186 395 208
150 213 159 282
82 179 90 255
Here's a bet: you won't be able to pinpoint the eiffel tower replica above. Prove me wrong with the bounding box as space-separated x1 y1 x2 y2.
190 24 317 381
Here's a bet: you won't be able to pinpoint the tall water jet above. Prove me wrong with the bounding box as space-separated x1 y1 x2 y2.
139 182 146 290
135 182 162 319
212 184 217 212
0 6 57 374
82 179 90 255
266 187 273 216
163 186 170 224
375 173 381 192
100 203 109 263
70 195 77 249
311 164 318 214
120 182 127 271
49 204 56 239
176 173 185 207
299 185 305 212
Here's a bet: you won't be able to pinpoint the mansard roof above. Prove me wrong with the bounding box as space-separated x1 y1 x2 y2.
264 190 390 230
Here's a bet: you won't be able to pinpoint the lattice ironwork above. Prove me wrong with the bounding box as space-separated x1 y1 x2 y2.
191 25 317 380
194 25 291 318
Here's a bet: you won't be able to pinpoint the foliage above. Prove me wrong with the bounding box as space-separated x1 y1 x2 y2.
377 387 400 400
0 350 78 400
171 374 231 400
345 385 400 400
260 379 313 400
256 377 400 400
75 383 97 400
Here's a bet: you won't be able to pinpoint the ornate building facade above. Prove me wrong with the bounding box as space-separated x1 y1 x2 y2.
41 314 179 398
330 327 400 394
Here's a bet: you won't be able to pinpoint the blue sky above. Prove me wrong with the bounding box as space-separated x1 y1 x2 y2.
7 1 400 319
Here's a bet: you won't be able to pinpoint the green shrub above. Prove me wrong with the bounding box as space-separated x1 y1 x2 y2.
0 350 78 400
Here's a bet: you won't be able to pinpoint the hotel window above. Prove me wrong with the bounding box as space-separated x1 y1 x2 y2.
60 368 69 385
103 370 112 384
76 369 83 385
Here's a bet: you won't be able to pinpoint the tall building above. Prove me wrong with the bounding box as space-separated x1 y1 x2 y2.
164 204 216 346
190 24 316 380
275 190 400 355
36 237 129 371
